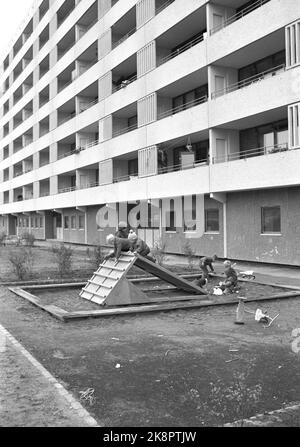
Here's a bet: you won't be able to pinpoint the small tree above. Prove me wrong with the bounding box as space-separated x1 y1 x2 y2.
0 231 6 246
152 238 168 266
52 244 73 278
182 240 196 270
93 244 105 267
20 231 36 247
8 247 35 280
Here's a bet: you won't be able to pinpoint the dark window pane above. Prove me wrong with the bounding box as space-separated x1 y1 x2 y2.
261 207 281 233
205 209 219 232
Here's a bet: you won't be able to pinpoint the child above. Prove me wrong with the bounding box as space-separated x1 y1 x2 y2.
199 254 218 279
220 260 238 293
128 233 156 263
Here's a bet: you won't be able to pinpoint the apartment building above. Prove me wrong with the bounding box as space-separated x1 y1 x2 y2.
0 0 299 265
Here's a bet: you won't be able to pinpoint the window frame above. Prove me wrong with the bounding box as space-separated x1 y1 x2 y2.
261 206 281 235
205 208 220 233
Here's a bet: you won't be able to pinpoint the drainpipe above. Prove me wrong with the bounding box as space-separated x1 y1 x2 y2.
223 201 227 259
210 192 227 258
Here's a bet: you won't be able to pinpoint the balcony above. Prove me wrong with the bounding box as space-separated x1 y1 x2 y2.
212 143 289 164
112 6 136 50
157 33 205 68
57 0 76 28
157 95 208 121
210 0 271 35
112 122 137 138
211 64 286 99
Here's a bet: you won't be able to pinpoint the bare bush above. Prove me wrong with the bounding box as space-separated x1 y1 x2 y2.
8 247 35 280
52 244 73 278
152 239 168 266
182 240 196 270
0 232 7 246
20 231 36 247
93 244 105 268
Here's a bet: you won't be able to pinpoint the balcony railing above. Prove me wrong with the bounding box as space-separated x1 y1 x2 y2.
112 26 137 50
211 64 285 99
57 139 100 160
112 74 137 93
212 143 289 164
112 122 138 138
79 97 99 113
157 33 205 67
158 158 208 175
210 0 271 35
158 95 208 120
58 186 77 194
113 173 138 184
39 191 50 197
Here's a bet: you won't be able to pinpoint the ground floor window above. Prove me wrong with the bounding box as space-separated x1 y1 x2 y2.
71 215 76 229
183 195 196 232
165 200 176 232
78 215 85 229
261 206 281 234
205 209 219 232
64 216 69 229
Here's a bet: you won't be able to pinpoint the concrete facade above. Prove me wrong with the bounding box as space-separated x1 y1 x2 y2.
0 0 300 265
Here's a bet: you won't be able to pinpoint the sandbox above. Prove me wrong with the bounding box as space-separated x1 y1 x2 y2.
9 274 300 322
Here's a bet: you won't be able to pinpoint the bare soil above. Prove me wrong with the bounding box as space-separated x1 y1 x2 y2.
0 280 299 426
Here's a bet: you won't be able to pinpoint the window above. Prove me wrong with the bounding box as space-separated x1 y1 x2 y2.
64 216 69 229
35 217 39 228
183 196 196 232
40 217 44 228
205 209 219 232
71 215 76 229
78 215 85 229
261 207 281 234
166 200 176 232
128 158 138 176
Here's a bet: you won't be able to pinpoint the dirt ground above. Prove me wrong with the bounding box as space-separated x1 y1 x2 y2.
0 280 299 426
32 278 289 312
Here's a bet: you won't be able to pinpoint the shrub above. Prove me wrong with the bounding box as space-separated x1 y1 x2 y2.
0 232 7 246
20 231 35 247
152 238 168 266
182 240 196 270
52 244 73 278
93 244 105 267
8 247 35 280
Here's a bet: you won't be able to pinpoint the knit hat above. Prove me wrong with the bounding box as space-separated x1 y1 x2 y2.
106 234 115 244
118 221 127 229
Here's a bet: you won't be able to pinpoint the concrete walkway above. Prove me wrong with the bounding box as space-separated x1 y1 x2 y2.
0 324 99 427
165 254 300 288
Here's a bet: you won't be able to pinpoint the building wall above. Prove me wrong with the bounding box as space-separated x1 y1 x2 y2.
162 197 224 257
227 187 300 265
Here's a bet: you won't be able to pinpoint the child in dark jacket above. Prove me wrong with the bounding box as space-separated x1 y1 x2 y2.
199 254 218 279
128 233 156 263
